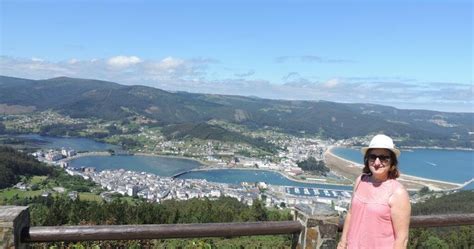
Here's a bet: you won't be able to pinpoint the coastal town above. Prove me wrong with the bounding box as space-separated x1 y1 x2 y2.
3 110 468 212
29 137 354 212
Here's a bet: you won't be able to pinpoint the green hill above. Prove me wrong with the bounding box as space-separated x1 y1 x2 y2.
1 75 472 148
162 122 277 153
0 146 52 189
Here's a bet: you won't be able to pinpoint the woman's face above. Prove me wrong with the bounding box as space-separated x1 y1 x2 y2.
367 148 392 178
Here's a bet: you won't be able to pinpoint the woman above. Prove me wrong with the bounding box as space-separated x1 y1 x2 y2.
337 134 411 249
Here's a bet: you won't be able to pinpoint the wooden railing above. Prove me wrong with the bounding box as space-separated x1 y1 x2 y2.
2 205 474 249
24 221 303 242
409 213 474 228
22 213 474 247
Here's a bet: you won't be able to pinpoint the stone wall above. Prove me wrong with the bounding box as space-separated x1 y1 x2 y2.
294 203 339 249
0 206 30 249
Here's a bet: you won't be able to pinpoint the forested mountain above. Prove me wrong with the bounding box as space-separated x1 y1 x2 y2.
1 75 472 147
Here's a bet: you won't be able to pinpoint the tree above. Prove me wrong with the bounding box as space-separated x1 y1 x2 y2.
421 235 449 249
0 147 52 189
250 199 267 221
297 157 329 176
419 186 431 195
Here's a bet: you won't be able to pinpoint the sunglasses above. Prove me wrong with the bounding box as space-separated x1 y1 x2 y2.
367 154 391 163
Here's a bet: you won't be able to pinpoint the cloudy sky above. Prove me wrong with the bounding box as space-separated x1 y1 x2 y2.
1 0 472 112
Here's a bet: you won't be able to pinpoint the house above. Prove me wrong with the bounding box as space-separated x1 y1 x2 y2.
68 191 78 200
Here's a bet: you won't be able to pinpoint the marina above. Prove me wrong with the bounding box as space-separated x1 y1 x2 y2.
286 187 352 199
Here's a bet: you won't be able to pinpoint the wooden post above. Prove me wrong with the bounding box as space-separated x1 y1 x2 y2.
294 203 339 249
0 206 30 249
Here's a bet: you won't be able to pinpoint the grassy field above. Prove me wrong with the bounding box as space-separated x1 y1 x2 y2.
0 188 43 203
0 188 105 204
30 176 47 184
79 192 103 202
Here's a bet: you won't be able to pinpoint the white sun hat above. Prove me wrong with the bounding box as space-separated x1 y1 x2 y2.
361 134 401 157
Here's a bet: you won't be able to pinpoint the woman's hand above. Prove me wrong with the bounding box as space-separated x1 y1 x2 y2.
337 240 347 249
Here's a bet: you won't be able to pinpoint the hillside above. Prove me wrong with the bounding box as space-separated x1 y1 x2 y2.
0 75 472 148
409 190 474 249
162 122 277 153
0 146 52 188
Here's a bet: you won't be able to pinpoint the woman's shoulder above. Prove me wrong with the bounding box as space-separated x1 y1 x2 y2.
389 180 410 206
389 179 409 198
390 178 405 189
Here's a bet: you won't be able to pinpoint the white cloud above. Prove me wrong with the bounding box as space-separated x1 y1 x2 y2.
107 55 142 68
323 78 340 88
31 57 44 62
157 57 184 70
0 55 472 112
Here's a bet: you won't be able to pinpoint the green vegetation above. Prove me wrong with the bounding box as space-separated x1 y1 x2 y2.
0 147 102 205
0 189 43 200
1 75 472 148
297 157 329 176
0 169 101 205
162 122 278 153
30 176 48 185
48 169 99 193
5 195 293 248
0 146 53 189
78 193 102 202
408 190 474 249
40 123 88 137
411 190 474 215
418 186 431 196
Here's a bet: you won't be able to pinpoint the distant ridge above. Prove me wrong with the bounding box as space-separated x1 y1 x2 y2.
0 75 472 148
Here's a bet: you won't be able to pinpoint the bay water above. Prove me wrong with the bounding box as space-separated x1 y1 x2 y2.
15 134 121 151
11 135 473 190
331 147 474 186
69 155 202 177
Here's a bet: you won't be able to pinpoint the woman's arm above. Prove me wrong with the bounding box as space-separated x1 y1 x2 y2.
337 210 351 249
337 175 362 249
389 186 411 249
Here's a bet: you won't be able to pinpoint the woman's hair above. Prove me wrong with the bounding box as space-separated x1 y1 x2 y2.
362 148 400 179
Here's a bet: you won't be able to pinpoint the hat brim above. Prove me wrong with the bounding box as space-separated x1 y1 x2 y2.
361 147 401 157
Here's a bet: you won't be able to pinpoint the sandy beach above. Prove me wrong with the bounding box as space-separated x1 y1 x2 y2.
324 147 461 191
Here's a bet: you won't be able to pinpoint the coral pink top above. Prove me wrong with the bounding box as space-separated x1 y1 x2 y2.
347 174 403 249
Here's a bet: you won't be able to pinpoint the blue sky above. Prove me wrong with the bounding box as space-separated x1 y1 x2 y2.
1 0 472 112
